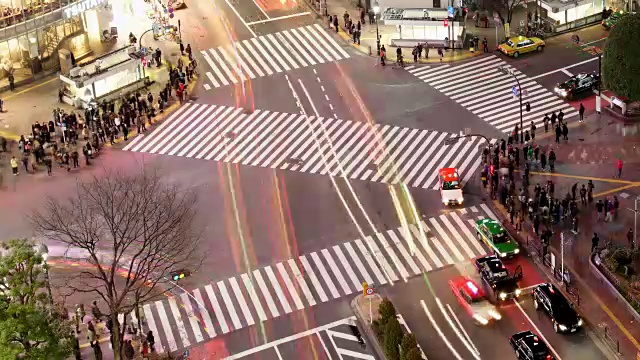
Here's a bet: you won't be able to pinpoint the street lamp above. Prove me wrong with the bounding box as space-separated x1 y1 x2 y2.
498 66 524 143
39 244 53 307
373 0 380 55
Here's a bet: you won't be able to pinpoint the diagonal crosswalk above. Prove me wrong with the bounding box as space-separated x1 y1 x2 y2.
405 55 578 133
199 24 350 90
114 204 498 355
122 103 493 189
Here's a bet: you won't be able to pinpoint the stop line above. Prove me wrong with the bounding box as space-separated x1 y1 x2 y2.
122 103 493 189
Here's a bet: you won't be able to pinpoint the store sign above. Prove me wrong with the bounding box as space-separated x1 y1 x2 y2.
63 0 108 19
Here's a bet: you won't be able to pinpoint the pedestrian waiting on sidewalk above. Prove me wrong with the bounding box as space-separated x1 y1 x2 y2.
591 233 600 253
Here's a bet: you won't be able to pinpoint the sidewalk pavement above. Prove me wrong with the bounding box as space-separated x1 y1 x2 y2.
486 111 640 359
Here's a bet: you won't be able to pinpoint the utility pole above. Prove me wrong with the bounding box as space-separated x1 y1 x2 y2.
596 53 602 113
625 198 638 249
498 66 524 143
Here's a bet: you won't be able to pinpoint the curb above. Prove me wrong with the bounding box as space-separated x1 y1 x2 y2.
482 197 624 360
350 294 387 360
590 253 640 324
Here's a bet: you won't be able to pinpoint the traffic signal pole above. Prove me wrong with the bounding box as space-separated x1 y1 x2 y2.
596 53 602 113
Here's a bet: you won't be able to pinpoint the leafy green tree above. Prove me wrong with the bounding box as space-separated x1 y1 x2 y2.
384 317 403 360
403 348 423 360
400 333 419 360
0 239 73 359
603 13 640 101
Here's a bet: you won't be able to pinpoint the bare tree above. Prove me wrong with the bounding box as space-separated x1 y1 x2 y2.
488 0 525 25
30 169 204 360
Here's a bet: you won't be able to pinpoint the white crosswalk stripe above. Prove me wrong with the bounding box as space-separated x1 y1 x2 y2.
123 104 487 190
407 55 578 133
120 207 503 355
199 24 349 89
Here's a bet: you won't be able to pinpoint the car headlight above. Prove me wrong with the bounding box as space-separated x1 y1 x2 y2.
577 319 583 327
488 310 502 320
473 314 489 325
499 292 507 300
514 249 520 254
559 324 568 331
515 289 522 296
457 197 464 203
499 252 506 257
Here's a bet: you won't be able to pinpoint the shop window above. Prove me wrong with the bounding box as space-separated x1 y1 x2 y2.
0 41 10 78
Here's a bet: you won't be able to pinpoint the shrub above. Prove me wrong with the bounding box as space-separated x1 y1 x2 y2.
378 298 396 327
403 348 423 360
372 319 384 341
384 317 403 360
400 333 419 360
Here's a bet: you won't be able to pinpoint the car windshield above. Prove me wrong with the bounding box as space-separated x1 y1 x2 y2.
470 295 487 303
443 181 460 190
507 40 515 47
565 79 577 87
551 298 572 313
493 232 509 244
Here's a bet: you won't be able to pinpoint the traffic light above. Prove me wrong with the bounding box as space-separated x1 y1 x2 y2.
171 269 191 281
525 102 531 112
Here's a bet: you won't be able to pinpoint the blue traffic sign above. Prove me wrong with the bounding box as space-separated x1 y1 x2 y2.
512 86 518 95
447 6 455 16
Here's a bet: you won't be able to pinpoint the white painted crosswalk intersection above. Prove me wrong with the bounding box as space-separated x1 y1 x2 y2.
199 24 350 89
123 103 491 189
117 204 500 355
405 55 578 133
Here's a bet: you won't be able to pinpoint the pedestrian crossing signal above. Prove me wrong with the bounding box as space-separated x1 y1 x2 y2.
171 269 191 281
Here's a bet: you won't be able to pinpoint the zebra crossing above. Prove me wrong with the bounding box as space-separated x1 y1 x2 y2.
118 204 498 355
405 55 579 133
199 24 350 90
122 103 491 189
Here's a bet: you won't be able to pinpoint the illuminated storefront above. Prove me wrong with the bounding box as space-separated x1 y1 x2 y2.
541 0 603 27
0 0 154 85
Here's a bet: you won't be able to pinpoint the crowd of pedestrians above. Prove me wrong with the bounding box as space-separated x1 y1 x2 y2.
481 110 633 256
2 57 197 182
71 302 156 360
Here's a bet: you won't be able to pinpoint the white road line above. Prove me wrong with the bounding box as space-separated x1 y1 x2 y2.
223 0 257 37
205 284 229 334
429 217 466 262
375 232 409 280
252 269 280 318
299 255 329 303
287 259 316 307
311 251 341 299
192 288 216 338
276 262 304 311
317 332 334 360
265 266 293 314
321 249 352 295
332 245 363 290
353 239 386 285
225 317 354 359
246 12 311 25
440 212 476 257
240 273 268 322
336 348 376 360
422 222 454 265
479 203 499 220
399 227 433 272
363 235 398 283
419 300 464 360
180 293 204 343
530 56 598 80
343 242 374 284
143 304 165 353
168 297 191 347
229 277 255 326
450 212 486 255
514 301 563 360
387 229 421 275
217 281 242 331
155 301 178 352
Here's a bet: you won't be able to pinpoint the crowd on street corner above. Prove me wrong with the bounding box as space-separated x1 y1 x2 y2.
70 301 157 360
0 49 198 187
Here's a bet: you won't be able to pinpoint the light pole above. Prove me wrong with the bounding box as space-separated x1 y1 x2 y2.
596 53 602 113
373 1 380 55
39 244 53 307
499 66 523 143
625 198 638 249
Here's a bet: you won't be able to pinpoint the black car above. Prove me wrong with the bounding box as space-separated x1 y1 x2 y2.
510 331 555 360
554 73 600 100
475 255 523 301
533 283 583 333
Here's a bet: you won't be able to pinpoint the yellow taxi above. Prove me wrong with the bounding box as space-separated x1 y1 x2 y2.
498 36 545 58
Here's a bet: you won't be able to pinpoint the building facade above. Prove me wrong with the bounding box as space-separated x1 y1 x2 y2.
0 0 157 86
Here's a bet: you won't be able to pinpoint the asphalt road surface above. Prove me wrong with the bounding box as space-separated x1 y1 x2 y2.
0 0 619 356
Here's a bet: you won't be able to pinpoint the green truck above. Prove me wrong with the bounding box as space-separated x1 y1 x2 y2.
474 218 520 258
